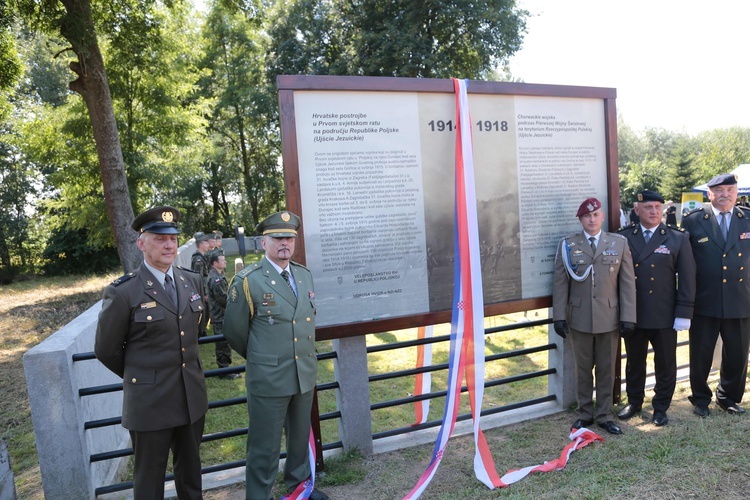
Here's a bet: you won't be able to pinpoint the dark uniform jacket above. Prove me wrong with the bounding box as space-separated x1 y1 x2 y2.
95 264 208 431
618 223 696 329
553 231 637 333
224 258 317 397
681 204 750 318
207 267 228 324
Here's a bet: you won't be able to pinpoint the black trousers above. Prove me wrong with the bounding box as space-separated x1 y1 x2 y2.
623 327 677 412
129 416 205 499
689 314 750 407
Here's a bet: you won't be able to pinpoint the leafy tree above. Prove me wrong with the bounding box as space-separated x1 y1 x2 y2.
693 127 750 182
660 145 700 203
199 1 283 230
267 0 529 79
11 0 140 271
0 5 23 121
620 158 669 206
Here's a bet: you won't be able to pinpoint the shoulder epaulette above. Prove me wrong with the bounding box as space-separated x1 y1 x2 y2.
608 232 626 240
235 262 261 280
666 224 686 232
110 272 135 286
177 265 199 274
290 260 310 271
617 223 637 233
683 207 704 218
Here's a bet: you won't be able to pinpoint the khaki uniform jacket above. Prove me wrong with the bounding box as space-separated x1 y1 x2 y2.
618 222 696 329
553 231 637 333
681 204 750 318
223 258 317 397
95 264 208 431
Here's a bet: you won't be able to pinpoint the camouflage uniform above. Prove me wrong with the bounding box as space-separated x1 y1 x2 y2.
207 266 232 368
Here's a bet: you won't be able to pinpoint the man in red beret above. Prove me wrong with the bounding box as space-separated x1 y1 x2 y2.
553 197 637 434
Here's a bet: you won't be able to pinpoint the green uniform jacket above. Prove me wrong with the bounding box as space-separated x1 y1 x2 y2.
207 267 228 324
94 264 208 431
224 258 317 397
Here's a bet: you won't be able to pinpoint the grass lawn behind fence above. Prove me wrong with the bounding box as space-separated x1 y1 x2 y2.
3 271 748 499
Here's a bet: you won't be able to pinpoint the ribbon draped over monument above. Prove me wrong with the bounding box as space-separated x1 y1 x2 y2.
404 79 604 498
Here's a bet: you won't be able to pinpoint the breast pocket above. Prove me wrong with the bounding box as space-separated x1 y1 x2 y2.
133 308 165 339
255 303 281 318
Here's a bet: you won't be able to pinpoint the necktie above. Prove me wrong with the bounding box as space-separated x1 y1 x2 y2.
720 212 729 240
281 270 297 298
644 229 652 243
164 274 178 306
589 236 597 254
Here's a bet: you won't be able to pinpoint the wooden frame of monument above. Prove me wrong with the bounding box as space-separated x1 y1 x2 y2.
277 74 620 342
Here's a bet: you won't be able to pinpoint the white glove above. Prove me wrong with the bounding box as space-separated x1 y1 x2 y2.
673 317 691 331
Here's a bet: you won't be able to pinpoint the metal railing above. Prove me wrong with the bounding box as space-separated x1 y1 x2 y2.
77 318 559 495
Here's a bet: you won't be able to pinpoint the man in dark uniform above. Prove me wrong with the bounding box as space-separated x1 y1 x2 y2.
207 253 238 379
224 211 328 500
681 173 750 417
617 190 696 426
95 206 208 499
192 232 210 282
553 197 637 435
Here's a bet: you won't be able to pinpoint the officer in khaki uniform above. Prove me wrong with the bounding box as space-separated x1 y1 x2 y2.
95 206 207 499
617 190 696 427
223 211 328 500
682 173 750 417
553 197 637 435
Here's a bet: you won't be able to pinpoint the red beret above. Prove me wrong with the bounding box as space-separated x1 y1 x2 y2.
576 197 602 217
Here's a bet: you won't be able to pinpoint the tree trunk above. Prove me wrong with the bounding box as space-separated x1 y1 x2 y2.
60 0 141 272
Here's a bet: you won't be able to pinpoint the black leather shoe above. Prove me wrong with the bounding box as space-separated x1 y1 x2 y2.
309 489 330 500
716 399 746 415
652 410 669 427
598 421 622 435
572 418 593 429
617 403 642 420
693 405 710 418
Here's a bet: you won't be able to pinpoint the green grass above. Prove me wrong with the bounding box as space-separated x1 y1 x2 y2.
4 271 749 499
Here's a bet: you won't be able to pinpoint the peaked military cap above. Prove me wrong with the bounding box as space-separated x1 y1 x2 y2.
636 189 665 203
576 197 602 217
707 173 738 187
257 211 300 238
131 206 181 234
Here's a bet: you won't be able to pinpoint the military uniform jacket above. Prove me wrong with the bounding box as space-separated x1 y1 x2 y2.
553 231 637 333
223 258 317 397
681 204 750 318
207 267 228 324
94 264 208 432
618 223 696 329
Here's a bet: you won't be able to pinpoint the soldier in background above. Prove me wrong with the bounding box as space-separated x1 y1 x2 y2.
207 253 238 379
617 190 695 427
553 197 636 435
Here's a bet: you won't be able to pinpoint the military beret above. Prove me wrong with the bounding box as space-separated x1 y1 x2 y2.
212 230 223 238
195 232 211 243
131 206 181 234
257 211 300 238
576 197 602 217
707 173 738 187
636 189 665 203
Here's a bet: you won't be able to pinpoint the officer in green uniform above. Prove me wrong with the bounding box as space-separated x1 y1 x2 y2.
224 211 328 500
95 206 207 499
191 232 210 282
207 253 237 378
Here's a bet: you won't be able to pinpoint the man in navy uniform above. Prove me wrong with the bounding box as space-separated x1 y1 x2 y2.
553 197 637 435
95 206 207 499
224 211 328 500
617 190 696 426
681 173 750 417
